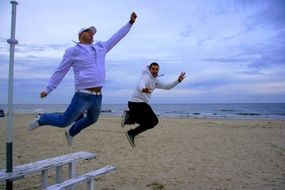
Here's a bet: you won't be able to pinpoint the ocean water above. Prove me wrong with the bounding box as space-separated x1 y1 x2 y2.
1 103 285 120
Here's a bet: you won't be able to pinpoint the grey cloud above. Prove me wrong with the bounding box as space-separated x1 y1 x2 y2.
258 1 285 28
237 0 285 30
189 79 233 90
0 54 8 62
0 40 69 54
0 78 74 104
201 57 247 63
180 24 193 38
0 55 61 80
0 38 10 52
240 40 285 69
17 43 68 53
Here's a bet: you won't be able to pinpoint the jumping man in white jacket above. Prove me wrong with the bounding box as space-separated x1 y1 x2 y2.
121 62 186 147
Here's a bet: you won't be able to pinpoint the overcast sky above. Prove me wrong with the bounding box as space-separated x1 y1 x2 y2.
1 0 284 104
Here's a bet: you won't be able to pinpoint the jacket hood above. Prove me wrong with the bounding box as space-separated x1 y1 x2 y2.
142 66 156 79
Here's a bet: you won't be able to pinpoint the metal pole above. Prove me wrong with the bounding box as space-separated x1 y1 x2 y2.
6 1 18 190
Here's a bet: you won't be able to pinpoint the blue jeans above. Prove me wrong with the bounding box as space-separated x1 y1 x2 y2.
39 92 102 137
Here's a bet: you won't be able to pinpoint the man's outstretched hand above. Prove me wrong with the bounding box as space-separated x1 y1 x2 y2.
129 12 137 24
40 91 48 98
178 72 186 82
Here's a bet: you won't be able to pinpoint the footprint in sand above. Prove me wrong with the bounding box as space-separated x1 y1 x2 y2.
146 181 165 190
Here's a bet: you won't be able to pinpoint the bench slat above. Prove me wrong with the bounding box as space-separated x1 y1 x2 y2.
46 166 115 190
0 151 96 181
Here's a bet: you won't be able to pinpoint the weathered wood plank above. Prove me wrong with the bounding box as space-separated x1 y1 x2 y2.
45 166 115 190
0 151 96 181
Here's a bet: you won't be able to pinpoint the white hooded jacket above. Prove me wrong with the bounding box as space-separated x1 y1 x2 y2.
44 23 132 94
130 67 180 103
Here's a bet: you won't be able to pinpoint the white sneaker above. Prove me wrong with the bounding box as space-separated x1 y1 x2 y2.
28 109 43 131
33 109 43 117
28 118 40 131
65 130 73 146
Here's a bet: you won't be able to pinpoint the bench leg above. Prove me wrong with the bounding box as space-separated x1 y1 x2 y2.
56 165 63 183
41 169 48 189
68 161 76 178
87 180 95 190
67 161 76 190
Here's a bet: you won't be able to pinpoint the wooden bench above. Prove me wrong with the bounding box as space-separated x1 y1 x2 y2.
0 151 96 189
45 165 115 190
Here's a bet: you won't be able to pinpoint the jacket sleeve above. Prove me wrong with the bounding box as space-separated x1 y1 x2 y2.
103 22 132 53
136 76 148 92
156 80 179 90
45 48 74 94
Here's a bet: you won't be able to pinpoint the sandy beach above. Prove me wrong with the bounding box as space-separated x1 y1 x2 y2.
0 114 284 190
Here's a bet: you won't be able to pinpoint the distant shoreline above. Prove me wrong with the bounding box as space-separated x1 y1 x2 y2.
0 103 284 120
2 113 285 122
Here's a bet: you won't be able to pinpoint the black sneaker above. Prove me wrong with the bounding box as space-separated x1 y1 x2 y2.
125 131 135 148
121 110 134 127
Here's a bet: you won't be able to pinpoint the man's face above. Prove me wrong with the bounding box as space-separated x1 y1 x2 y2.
149 65 159 78
79 29 94 44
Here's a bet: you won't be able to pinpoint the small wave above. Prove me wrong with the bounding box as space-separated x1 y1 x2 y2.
100 109 112 113
236 113 261 116
220 109 236 112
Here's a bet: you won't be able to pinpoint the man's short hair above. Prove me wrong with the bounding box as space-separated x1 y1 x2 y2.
149 62 159 68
